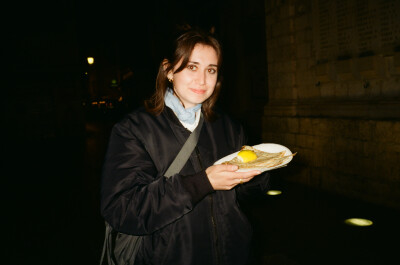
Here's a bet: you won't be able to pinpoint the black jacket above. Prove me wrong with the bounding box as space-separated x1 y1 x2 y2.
101 107 270 265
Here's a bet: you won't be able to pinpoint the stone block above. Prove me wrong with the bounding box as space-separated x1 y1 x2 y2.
295 134 310 148
294 14 310 31
358 120 374 141
334 83 348 97
363 141 381 158
374 121 395 143
274 86 294 100
333 137 349 153
298 118 313 134
316 120 333 137
296 58 310 72
296 43 312 58
357 56 381 79
336 59 356 81
271 19 292 37
263 117 278 132
295 29 311 43
392 152 400 180
366 79 383 97
278 35 295 47
278 4 295 19
390 143 400 153
393 52 400 74
296 70 314 86
347 80 366 97
381 78 400 97
282 133 297 146
393 122 400 144
298 85 320 99
320 83 336 97
358 157 376 178
277 60 296 73
278 73 295 87
287 117 299 133
262 132 281 143
315 62 331 82
375 159 395 182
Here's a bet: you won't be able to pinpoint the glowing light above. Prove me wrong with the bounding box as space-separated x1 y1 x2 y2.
87 57 94 65
267 190 282 196
344 218 373 227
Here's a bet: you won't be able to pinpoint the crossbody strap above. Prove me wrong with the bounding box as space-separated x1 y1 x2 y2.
164 113 204 178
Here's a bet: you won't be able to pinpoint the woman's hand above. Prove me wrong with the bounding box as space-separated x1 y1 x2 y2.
205 164 261 190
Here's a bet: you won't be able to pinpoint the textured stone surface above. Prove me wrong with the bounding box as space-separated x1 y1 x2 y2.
264 0 400 210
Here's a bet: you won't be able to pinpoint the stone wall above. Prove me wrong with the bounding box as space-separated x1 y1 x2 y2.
264 0 400 209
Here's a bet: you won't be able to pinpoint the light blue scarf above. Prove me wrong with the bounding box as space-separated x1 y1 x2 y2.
164 88 202 124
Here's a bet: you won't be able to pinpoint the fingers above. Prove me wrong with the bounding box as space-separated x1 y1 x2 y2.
214 164 239 172
235 169 262 177
205 164 238 178
211 164 260 175
234 170 261 185
206 164 262 190
232 170 262 179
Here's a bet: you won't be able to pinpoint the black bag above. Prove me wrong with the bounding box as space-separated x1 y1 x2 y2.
99 115 204 265
100 222 142 265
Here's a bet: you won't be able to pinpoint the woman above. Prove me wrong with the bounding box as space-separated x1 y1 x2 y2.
101 28 271 265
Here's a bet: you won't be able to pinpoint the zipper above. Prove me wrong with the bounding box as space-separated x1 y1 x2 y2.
209 194 220 265
195 147 220 264
195 147 204 170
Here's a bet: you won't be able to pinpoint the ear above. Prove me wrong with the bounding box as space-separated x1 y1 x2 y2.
162 59 174 80
167 71 173 81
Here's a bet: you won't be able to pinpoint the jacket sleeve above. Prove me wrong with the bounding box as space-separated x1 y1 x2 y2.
100 122 214 236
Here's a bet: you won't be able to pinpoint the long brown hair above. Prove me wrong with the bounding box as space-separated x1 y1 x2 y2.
144 28 223 121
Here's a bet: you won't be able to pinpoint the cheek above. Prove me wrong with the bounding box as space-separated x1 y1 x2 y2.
208 76 218 87
207 84 216 96
174 74 191 86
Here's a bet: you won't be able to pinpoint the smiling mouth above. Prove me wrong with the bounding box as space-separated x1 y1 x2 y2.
191 89 206 94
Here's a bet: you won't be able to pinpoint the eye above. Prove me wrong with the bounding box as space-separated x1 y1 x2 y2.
208 68 217 74
187 64 197 71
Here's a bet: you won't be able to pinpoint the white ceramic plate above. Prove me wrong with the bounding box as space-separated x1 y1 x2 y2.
213 143 294 172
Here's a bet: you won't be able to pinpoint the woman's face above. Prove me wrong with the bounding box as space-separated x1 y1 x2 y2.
168 44 218 109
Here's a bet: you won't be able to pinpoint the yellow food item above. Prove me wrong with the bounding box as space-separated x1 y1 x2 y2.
223 145 296 169
237 150 258 163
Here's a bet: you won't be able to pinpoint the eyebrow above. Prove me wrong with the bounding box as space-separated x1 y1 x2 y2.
188 61 218 68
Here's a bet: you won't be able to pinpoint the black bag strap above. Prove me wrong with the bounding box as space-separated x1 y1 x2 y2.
164 112 204 178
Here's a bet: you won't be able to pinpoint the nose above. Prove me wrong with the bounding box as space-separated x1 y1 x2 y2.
197 71 206 86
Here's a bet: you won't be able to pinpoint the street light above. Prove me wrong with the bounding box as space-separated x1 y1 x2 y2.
87 57 94 65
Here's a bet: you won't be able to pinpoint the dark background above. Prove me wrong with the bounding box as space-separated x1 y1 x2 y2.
5 1 267 264
4 1 400 265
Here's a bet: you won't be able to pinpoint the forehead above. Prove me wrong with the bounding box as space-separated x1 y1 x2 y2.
189 44 218 64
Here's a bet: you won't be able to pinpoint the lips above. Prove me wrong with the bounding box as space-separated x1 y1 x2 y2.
191 88 206 94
